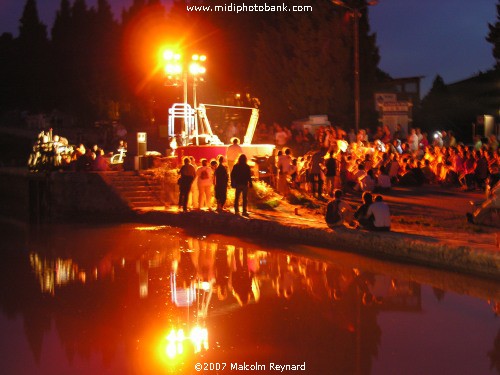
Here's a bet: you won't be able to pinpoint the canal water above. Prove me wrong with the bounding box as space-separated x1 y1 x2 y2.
0 223 499 375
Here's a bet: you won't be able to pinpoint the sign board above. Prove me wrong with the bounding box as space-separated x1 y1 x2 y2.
374 93 397 111
137 132 147 143
137 132 147 156
379 101 412 136
380 101 411 115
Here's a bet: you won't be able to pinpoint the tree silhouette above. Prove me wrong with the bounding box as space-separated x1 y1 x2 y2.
1 0 385 134
252 0 381 127
17 0 50 111
415 75 453 132
486 1 500 70
253 0 348 124
0 33 18 111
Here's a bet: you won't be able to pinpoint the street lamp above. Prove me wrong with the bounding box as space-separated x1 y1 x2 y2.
161 49 207 109
162 49 185 104
331 0 378 133
189 54 207 110
162 49 207 145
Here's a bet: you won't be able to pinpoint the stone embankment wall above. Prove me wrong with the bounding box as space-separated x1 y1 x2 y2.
0 168 30 224
0 169 131 224
47 172 131 219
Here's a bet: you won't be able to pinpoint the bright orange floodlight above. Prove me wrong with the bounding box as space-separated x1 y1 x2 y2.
189 62 206 75
162 49 182 61
165 63 182 75
163 50 174 61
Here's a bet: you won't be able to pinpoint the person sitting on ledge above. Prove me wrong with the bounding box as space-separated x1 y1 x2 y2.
325 189 355 228
365 195 391 231
354 192 374 229
467 180 500 226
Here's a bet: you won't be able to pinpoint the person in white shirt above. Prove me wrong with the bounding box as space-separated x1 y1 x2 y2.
408 129 419 153
226 137 243 172
353 164 367 191
274 124 289 148
376 169 392 191
365 195 391 231
359 169 375 192
196 158 214 210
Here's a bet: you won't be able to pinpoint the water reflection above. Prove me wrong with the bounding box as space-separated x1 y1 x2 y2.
0 224 499 374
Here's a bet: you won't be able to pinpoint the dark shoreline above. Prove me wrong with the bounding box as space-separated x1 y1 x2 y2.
1 167 499 281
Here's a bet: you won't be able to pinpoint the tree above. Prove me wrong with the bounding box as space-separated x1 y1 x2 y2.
88 0 121 120
253 1 340 123
17 0 50 111
50 0 73 109
487 1 500 70
415 74 483 141
252 0 381 127
415 75 452 131
0 33 17 111
50 0 122 124
357 3 383 129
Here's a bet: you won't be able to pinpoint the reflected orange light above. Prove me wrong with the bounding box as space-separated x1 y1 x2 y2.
163 326 209 359
134 226 167 231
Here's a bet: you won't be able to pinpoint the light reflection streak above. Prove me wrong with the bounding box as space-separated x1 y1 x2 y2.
29 253 85 295
163 326 209 359
25 226 500 373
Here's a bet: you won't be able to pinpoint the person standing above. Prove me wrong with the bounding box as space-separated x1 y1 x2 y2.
231 153 253 216
276 147 293 196
226 137 243 172
214 155 229 212
196 158 214 210
274 123 289 149
324 151 337 197
309 147 327 199
178 157 196 212
408 128 419 153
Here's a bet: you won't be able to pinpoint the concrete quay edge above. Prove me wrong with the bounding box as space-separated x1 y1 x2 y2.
134 209 500 281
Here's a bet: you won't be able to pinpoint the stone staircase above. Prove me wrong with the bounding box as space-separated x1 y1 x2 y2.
103 171 164 209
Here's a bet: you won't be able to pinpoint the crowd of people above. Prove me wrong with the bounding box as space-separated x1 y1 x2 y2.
177 149 253 216
28 130 126 172
30 121 499 228
178 121 500 230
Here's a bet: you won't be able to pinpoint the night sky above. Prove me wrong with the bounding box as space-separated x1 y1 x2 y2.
0 0 497 96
